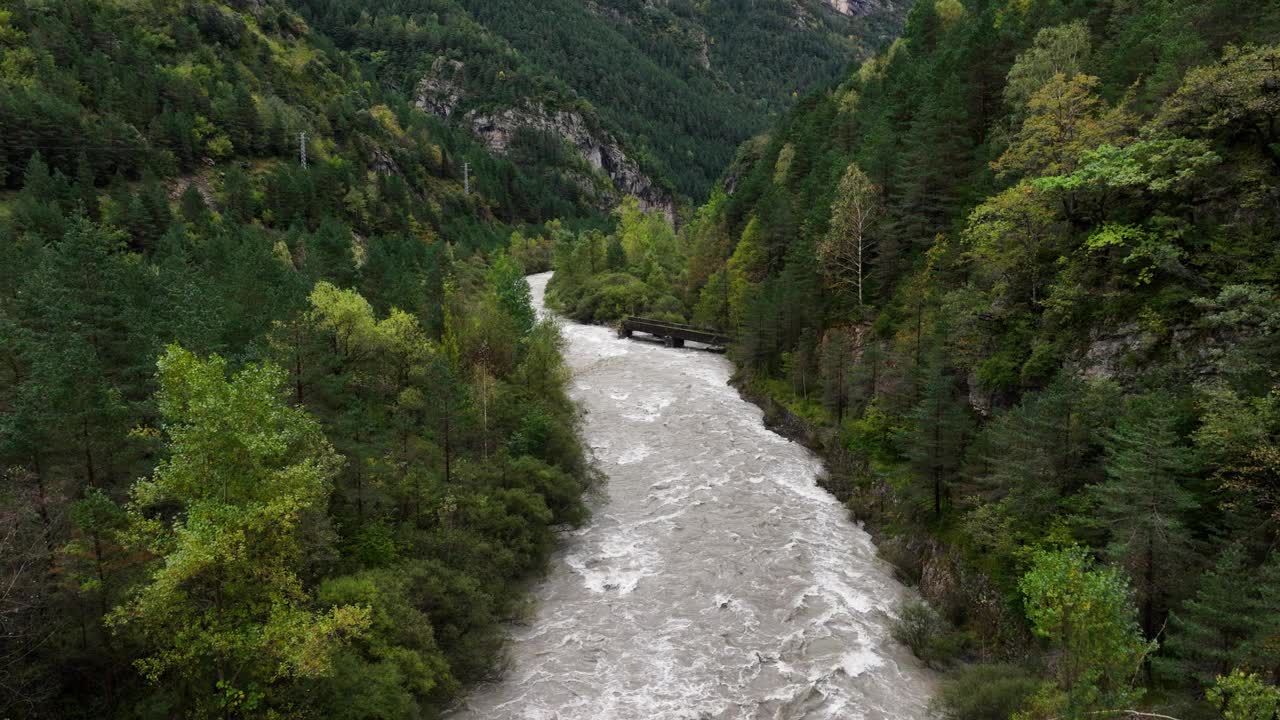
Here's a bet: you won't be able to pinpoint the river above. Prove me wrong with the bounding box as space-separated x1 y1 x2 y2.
449 272 934 719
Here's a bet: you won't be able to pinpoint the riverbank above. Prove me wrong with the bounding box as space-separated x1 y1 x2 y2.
451 272 934 719
731 373 1030 666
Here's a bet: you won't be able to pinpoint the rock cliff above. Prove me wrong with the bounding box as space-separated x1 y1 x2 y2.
414 59 676 221
823 0 899 16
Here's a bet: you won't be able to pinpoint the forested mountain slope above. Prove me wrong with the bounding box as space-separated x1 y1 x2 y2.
547 0 1280 716
0 1 595 717
296 0 910 201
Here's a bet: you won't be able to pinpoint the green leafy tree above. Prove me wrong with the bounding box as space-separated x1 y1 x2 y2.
110 346 369 718
487 252 536 338
1156 44 1280 167
1004 21 1093 117
726 217 768 331
963 183 1063 306
1195 384 1280 532
1207 670 1280 720
993 73 1133 181
1018 546 1153 718
312 568 458 719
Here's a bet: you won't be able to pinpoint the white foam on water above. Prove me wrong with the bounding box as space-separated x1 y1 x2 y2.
613 443 653 465
840 647 885 677
563 521 660 595
450 273 934 720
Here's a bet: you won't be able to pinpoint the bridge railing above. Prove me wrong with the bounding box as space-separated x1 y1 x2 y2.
619 317 734 347
625 317 727 334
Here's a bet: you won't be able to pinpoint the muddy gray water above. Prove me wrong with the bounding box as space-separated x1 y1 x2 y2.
449 272 933 719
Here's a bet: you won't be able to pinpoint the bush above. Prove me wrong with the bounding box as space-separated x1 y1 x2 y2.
556 272 655 322
649 293 688 323
929 663 1042 720
891 599 969 668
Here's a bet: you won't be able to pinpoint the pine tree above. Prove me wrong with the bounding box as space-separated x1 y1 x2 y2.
909 346 972 520
1088 394 1200 640
820 327 855 423
1159 544 1268 686
178 184 209 227
975 377 1110 534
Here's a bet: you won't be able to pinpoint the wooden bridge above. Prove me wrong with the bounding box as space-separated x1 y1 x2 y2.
617 317 734 349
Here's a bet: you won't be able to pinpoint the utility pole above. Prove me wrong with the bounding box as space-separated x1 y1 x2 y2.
299 132 307 169
463 160 470 196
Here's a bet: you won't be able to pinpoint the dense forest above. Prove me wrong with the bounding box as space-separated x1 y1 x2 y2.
549 0 1280 717
6 0 1280 717
0 1 594 717
294 0 905 199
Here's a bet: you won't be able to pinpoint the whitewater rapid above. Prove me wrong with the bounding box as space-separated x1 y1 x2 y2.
450 272 933 719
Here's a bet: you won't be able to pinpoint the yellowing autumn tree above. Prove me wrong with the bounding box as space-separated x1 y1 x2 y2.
818 163 882 307
110 346 368 718
993 73 1134 180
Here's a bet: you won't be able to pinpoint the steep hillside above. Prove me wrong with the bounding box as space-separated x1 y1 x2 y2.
0 1 594 717
546 0 1280 716
297 0 911 201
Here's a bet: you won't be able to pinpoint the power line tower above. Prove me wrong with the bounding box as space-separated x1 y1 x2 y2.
299 132 308 169
463 160 470 196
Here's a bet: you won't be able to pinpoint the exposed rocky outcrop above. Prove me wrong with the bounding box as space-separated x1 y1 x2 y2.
1068 319 1234 385
415 57 465 118
823 0 898 16
168 173 218 209
1074 322 1149 381
413 58 676 221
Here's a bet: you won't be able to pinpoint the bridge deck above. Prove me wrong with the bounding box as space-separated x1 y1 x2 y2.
618 317 733 348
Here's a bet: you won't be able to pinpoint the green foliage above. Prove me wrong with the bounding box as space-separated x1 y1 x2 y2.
929 663 1042 720
296 0 904 200
0 4 597 716
1208 670 1280 720
907 348 973 520
546 198 687 323
1086 393 1200 638
817 163 882 306
1019 546 1152 717
313 567 459 718
487 252 536 338
963 183 1062 306
110 346 370 716
1004 21 1092 117
1159 545 1280 688
891 599 969 669
662 2 1280 710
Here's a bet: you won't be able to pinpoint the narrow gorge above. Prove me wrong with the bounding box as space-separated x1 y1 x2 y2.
450 273 934 719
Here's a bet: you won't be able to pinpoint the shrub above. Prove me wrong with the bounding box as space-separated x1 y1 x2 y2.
929 663 1042 720
568 272 655 322
892 599 969 668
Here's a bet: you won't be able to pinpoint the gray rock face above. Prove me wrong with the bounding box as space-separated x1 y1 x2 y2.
1075 323 1149 381
414 57 466 119
823 0 897 16
413 58 675 221
469 105 675 220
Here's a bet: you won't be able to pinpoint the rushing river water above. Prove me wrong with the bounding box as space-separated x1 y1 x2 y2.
450 272 933 720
